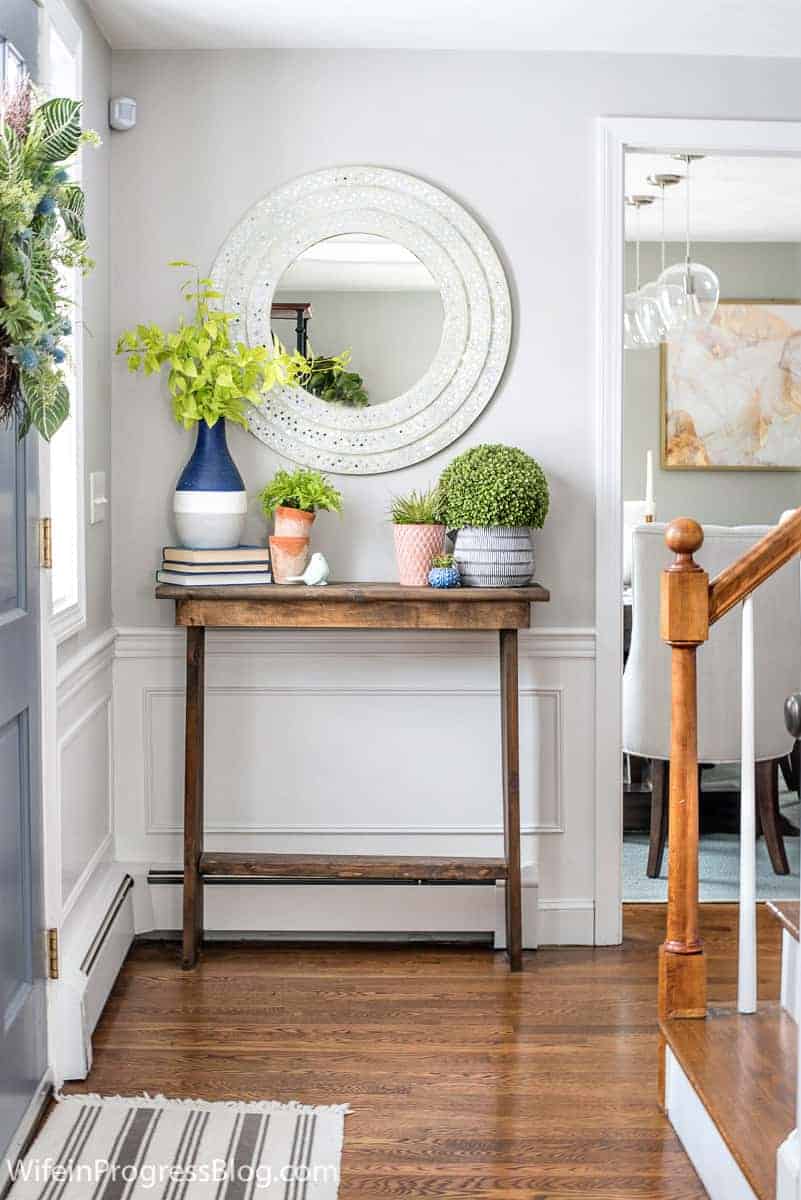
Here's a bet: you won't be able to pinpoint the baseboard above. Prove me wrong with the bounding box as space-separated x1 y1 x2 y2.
0 1070 53 1197
538 898 595 945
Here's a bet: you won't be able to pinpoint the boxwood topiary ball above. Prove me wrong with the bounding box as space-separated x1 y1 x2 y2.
435 443 549 530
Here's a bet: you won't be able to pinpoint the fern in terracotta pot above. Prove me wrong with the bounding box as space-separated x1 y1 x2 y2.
259 467 342 582
390 487 445 586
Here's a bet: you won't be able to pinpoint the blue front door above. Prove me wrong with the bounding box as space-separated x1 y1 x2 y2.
0 412 47 1160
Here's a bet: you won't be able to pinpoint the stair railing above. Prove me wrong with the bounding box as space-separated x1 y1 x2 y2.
658 510 801 1027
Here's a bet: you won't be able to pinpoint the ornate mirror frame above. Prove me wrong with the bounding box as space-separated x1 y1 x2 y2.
211 166 512 475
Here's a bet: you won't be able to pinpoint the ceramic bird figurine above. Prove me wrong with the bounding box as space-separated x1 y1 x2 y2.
286 552 331 586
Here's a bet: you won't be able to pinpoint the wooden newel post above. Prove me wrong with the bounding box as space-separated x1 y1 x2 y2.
658 518 709 1024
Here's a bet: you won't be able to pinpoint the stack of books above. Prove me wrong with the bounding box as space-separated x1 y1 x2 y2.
157 545 272 586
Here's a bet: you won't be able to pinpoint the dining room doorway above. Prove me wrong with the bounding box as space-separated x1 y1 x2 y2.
595 117 801 943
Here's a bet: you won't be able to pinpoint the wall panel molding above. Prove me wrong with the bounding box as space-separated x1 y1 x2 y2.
57 628 115 707
141 683 564 836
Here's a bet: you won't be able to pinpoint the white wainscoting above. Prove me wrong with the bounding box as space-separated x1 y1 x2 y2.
115 625 597 945
53 630 134 1082
56 630 115 918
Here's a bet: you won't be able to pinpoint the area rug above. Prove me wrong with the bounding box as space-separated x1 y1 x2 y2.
8 1094 348 1198
624 796 801 902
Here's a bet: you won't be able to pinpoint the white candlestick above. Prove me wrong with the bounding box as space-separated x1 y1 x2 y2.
645 450 655 517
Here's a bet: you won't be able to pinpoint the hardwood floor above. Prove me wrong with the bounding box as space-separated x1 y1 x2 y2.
67 904 782 1199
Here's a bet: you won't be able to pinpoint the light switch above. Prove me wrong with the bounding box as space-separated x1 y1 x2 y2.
89 471 108 525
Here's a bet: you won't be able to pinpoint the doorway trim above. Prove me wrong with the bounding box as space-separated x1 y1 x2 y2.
594 116 801 946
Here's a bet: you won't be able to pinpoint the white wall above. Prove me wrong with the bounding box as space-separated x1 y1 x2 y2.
107 48 801 943
624 240 801 525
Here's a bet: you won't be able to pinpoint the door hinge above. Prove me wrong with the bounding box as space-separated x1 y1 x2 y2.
39 517 52 570
46 928 59 979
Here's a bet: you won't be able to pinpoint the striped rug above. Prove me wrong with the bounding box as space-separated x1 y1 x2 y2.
8 1094 348 1199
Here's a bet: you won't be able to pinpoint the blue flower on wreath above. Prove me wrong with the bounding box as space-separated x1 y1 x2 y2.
15 346 39 370
35 195 57 217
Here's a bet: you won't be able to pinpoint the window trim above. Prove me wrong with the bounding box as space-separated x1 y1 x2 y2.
43 0 87 645
0 36 25 86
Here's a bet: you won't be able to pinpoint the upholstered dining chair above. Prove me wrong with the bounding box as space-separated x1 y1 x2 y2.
623 522 801 878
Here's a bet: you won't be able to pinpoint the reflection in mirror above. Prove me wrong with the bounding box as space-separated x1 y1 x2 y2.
272 235 443 406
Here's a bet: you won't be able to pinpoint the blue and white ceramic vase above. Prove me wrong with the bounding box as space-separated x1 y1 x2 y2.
173 419 247 549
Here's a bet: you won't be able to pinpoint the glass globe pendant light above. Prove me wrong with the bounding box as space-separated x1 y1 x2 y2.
658 154 719 329
641 172 687 334
625 194 665 347
623 292 648 350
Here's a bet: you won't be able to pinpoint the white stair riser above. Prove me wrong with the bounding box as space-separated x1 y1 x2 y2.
780 928 800 1024
664 1047 758 1200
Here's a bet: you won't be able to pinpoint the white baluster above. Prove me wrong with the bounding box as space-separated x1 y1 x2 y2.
738 593 756 1014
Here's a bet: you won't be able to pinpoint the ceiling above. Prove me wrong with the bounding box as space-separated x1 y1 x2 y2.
87 0 801 54
625 154 801 242
275 235 438 292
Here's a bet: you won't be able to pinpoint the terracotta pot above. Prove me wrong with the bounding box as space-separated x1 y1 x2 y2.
269 535 311 584
273 506 316 538
393 523 446 587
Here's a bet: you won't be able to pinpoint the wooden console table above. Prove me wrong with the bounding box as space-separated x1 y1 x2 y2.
155 581 550 972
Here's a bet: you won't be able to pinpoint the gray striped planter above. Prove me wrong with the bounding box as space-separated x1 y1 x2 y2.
453 526 534 587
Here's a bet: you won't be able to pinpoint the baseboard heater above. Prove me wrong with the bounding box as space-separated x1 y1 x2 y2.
59 872 135 1080
81 874 134 975
147 868 499 888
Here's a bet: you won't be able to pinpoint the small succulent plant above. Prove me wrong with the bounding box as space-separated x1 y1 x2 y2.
428 554 461 589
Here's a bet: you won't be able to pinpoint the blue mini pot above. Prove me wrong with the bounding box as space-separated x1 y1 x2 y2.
428 564 461 589
173 419 247 549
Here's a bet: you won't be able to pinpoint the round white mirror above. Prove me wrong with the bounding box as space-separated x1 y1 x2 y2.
272 234 444 408
212 166 511 474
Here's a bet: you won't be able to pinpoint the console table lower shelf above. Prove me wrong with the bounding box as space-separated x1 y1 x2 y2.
156 580 550 972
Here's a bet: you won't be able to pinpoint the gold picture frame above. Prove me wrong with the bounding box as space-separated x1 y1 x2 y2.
660 298 801 471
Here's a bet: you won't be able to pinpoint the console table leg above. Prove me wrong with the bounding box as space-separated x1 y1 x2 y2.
500 628 523 971
182 625 205 969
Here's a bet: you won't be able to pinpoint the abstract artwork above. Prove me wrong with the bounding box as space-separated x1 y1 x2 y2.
661 301 801 469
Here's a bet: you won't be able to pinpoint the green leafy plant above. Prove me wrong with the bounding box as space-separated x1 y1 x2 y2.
390 486 442 525
116 263 310 430
435 444 550 529
0 80 99 439
304 352 368 408
259 467 343 516
431 553 455 568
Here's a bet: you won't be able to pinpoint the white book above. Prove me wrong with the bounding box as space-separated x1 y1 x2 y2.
157 570 272 587
160 560 270 575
